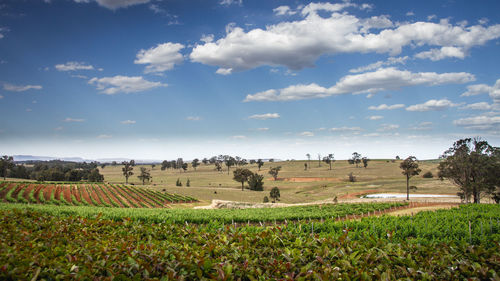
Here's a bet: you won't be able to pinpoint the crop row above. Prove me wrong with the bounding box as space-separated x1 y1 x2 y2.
0 182 196 208
0 204 498 280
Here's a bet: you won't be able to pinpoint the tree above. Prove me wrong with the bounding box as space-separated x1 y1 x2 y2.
351 152 361 168
176 178 182 186
224 156 236 174
101 164 106 169
400 156 421 200
256 159 264 171
176 158 184 172
181 163 188 172
161 160 169 171
0 155 15 180
137 167 151 185
306 153 311 170
233 168 253 191
362 157 370 168
322 154 335 170
121 161 134 184
268 166 282 181
186 178 190 187
317 154 321 167
270 187 280 203
214 161 223 172
192 158 200 171
202 158 209 165
248 173 264 191
438 138 499 204
151 164 156 170
88 169 104 182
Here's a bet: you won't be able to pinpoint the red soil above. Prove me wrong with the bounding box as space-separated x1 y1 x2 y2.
62 185 72 204
339 189 381 199
0 183 17 200
269 177 342 182
91 185 113 205
54 185 63 202
110 185 141 208
33 184 45 203
80 185 95 205
72 186 82 204
43 185 55 201
22 184 36 202
101 185 125 207
119 185 154 208
11 184 26 200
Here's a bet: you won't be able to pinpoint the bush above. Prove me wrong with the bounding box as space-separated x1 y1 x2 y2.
348 172 356 182
422 171 434 178
263 196 269 203
176 178 182 187
270 187 280 203
186 179 190 187
248 174 264 191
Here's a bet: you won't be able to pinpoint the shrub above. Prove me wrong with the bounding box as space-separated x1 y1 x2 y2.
176 178 182 187
248 174 264 191
422 171 434 178
186 179 190 187
263 196 269 203
348 172 356 182
270 187 280 203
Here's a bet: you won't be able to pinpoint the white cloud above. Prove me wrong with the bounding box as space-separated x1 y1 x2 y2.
74 0 150 10
368 103 405 110
299 131 314 137
215 68 233 75
454 114 500 130
349 56 408 73
88 75 167 95
244 68 474 102
406 11 415 16
134 42 184 74
273 6 296 16
256 127 269 131
71 74 88 79
232 135 247 139
55 61 94 71
121 120 136 124
367 115 383 120
97 134 112 139
330 126 362 132
459 102 493 111
411 121 433 130
190 4 500 73
200 34 214 43
414 46 466 61
406 99 459 112
3 83 42 92
186 116 201 121
64 118 85 122
460 79 500 103
378 124 399 131
220 0 242 6
248 113 280 120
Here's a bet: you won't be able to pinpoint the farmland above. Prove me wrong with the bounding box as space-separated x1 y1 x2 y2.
0 182 197 208
0 204 498 279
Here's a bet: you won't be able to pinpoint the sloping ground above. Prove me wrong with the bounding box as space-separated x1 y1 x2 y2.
0 182 197 208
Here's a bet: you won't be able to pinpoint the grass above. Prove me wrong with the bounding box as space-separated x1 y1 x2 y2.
98 159 459 204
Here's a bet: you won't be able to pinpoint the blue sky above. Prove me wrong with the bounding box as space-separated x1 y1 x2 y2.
1 0 499 160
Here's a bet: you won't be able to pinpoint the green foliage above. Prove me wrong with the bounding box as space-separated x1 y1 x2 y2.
400 156 421 200
137 167 151 185
263 196 269 203
88 169 104 182
233 168 253 190
270 187 280 202
176 178 182 187
0 155 15 180
122 161 134 184
247 173 264 191
268 166 282 180
422 171 434 178
186 178 190 187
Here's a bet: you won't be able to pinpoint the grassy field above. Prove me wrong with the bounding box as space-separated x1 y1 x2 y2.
98 159 459 204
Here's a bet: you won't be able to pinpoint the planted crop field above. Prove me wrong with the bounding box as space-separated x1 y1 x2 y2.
0 204 498 280
0 182 197 208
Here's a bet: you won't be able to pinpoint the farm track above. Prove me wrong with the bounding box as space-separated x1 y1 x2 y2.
0 182 196 208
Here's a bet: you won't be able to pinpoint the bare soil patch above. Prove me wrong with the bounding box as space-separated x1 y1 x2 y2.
80 185 95 205
43 185 55 201
0 183 17 200
22 184 36 202
104 185 125 207
11 184 26 200
62 185 72 204
339 189 381 199
33 184 45 203
271 177 343 182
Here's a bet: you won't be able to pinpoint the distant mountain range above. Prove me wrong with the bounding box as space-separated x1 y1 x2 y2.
12 155 162 164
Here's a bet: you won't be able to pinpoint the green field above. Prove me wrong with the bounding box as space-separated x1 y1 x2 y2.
1 204 498 280
97 159 459 204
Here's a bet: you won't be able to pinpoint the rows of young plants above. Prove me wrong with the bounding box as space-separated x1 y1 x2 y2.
0 202 406 224
0 204 498 280
0 182 196 208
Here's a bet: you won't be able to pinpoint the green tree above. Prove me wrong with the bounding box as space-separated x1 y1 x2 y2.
233 168 254 191
400 156 421 200
88 169 104 182
122 161 134 184
256 159 264 171
270 187 280 203
181 163 188 172
186 178 190 187
362 157 370 168
137 167 151 185
191 158 200 171
268 166 282 181
224 156 235 174
322 154 335 170
248 173 264 191
0 155 15 180
438 138 499 203
351 152 361 168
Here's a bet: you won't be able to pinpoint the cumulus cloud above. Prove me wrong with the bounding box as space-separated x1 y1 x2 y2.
459 102 493 111
248 113 280 120
64 118 85 122
349 56 408 73
244 68 474 102
134 43 184 74
454 114 500 130
299 131 314 137
74 0 150 10
190 3 500 73
55 61 94 71
368 103 405 110
220 0 242 6
406 99 460 111
3 83 42 92
330 126 362 132
460 79 500 103
186 116 201 121
411 121 433 130
273 6 296 16
377 124 399 131
121 120 136 124
88 75 167 95
414 46 466 61
367 115 383 120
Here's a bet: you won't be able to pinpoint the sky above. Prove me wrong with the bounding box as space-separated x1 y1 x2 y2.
1 0 500 161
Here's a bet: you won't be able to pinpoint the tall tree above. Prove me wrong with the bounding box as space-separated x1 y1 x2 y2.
202 158 209 165
224 155 236 175
322 154 335 170
362 157 370 168
306 153 311 170
400 156 421 200
248 173 264 191
256 159 264 171
0 155 15 180
181 163 188 172
351 152 361 168
233 168 254 191
161 160 169 171
191 158 200 171
137 167 151 185
268 166 282 181
438 138 499 203
317 154 321 167
270 187 280 203
122 161 134 184
176 158 184 173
